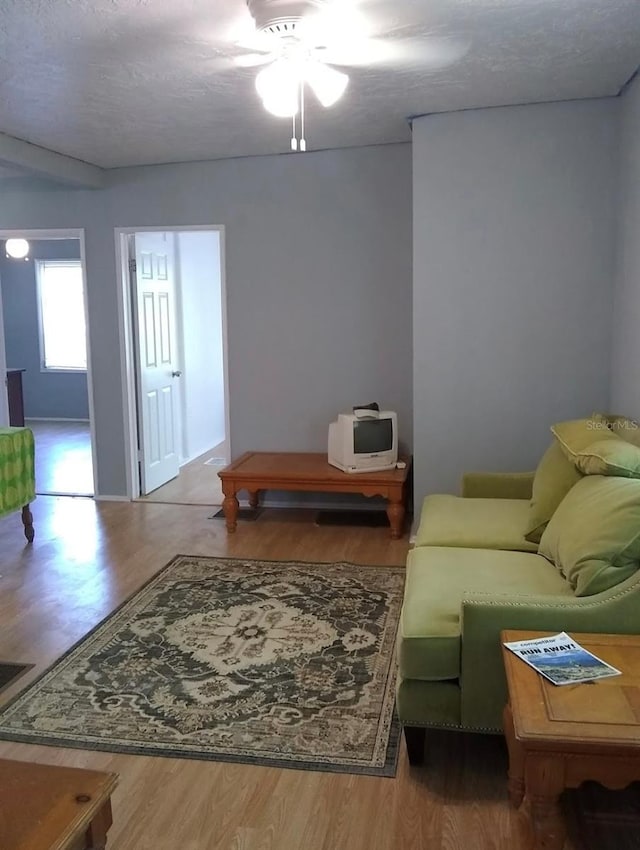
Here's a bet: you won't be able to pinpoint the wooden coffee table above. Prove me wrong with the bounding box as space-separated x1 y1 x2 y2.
501 630 640 850
218 451 412 539
0 758 118 850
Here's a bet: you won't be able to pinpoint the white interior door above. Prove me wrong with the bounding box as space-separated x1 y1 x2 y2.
132 232 181 494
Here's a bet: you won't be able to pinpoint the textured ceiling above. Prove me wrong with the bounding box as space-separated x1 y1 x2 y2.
0 0 638 169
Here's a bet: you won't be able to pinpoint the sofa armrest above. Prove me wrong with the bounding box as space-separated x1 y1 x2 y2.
458 581 640 730
461 471 535 500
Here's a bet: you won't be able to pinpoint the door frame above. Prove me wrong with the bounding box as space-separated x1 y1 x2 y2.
114 225 231 499
0 227 98 496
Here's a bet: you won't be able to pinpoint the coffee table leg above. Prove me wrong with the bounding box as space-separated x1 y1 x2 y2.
248 490 260 509
222 487 239 533
503 703 525 807
22 504 34 543
386 499 405 539
526 756 566 850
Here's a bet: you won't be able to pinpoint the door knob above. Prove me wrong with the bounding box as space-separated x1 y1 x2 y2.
171 370 182 377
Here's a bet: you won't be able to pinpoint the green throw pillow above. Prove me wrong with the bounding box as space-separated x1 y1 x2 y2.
539 475 640 596
604 415 640 448
551 417 617 462
571 438 640 478
524 440 582 544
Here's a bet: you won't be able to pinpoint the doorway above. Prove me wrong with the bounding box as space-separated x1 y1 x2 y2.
116 227 229 505
0 230 97 497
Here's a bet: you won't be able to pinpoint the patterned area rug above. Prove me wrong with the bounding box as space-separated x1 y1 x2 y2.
0 556 404 776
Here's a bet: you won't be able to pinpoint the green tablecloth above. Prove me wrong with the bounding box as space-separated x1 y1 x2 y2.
0 427 35 517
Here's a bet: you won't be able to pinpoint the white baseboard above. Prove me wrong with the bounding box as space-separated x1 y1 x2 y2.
94 494 130 502
179 447 219 467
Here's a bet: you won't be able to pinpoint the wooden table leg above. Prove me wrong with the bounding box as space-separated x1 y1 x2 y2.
221 486 239 533
525 755 566 850
503 703 525 807
84 798 113 849
21 504 34 543
248 490 260 510
386 498 405 539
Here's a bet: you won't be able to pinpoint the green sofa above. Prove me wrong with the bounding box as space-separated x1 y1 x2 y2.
396 416 640 764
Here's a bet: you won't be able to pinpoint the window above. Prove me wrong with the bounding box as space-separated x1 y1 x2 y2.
36 260 87 371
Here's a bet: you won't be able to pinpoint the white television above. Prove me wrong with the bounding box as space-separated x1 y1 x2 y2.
328 410 398 473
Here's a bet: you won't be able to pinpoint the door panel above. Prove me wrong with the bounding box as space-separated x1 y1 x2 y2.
132 232 180 494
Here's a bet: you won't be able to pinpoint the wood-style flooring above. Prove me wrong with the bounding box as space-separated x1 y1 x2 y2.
26 420 225 506
26 419 94 497
0 498 632 849
139 443 227 506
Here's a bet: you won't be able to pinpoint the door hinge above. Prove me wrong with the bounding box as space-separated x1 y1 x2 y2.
137 449 143 462
129 258 137 274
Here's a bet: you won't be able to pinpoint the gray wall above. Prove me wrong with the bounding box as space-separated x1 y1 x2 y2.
0 144 412 496
0 239 89 419
611 74 640 417
412 99 619 503
176 230 226 461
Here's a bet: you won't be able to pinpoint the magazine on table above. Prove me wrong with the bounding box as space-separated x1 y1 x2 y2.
503 632 621 686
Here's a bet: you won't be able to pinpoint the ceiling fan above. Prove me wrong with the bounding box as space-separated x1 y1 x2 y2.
228 0 468 149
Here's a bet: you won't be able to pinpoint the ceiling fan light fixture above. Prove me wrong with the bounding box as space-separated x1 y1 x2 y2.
256 60 300 116
5 238 30 260
261 91 300 117
304 60 348 107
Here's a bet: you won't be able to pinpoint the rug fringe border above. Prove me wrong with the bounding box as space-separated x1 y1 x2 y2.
0 713 400 777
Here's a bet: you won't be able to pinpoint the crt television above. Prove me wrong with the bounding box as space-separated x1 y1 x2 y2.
328 410 398 473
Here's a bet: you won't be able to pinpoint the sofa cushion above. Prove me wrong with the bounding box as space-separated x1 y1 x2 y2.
397 546 571 681
414 495 538 552
525 441 582 544
539 476 640 596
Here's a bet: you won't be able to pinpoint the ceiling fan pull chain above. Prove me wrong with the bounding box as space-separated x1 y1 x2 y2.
300 79 307 152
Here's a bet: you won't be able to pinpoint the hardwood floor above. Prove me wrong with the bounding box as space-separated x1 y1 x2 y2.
26 419 94 497
0 497 612 849
139 443 226 506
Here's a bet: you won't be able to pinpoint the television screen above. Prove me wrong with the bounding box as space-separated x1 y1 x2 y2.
353 418 393 454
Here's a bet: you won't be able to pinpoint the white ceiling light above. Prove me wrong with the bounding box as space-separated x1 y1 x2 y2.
255 56 348 116
304 61 348 108
255 59 300 116
5 238 30 260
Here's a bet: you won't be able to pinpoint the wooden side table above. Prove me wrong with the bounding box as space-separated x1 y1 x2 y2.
0 758 118 850
501 630 640 850
218 452 412 539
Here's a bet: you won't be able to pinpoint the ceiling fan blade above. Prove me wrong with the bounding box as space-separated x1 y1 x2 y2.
234 52 275 68
398 36 471 69
318 38 395 67
235 29 282 54
321 36 470 70
295 3 371 46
